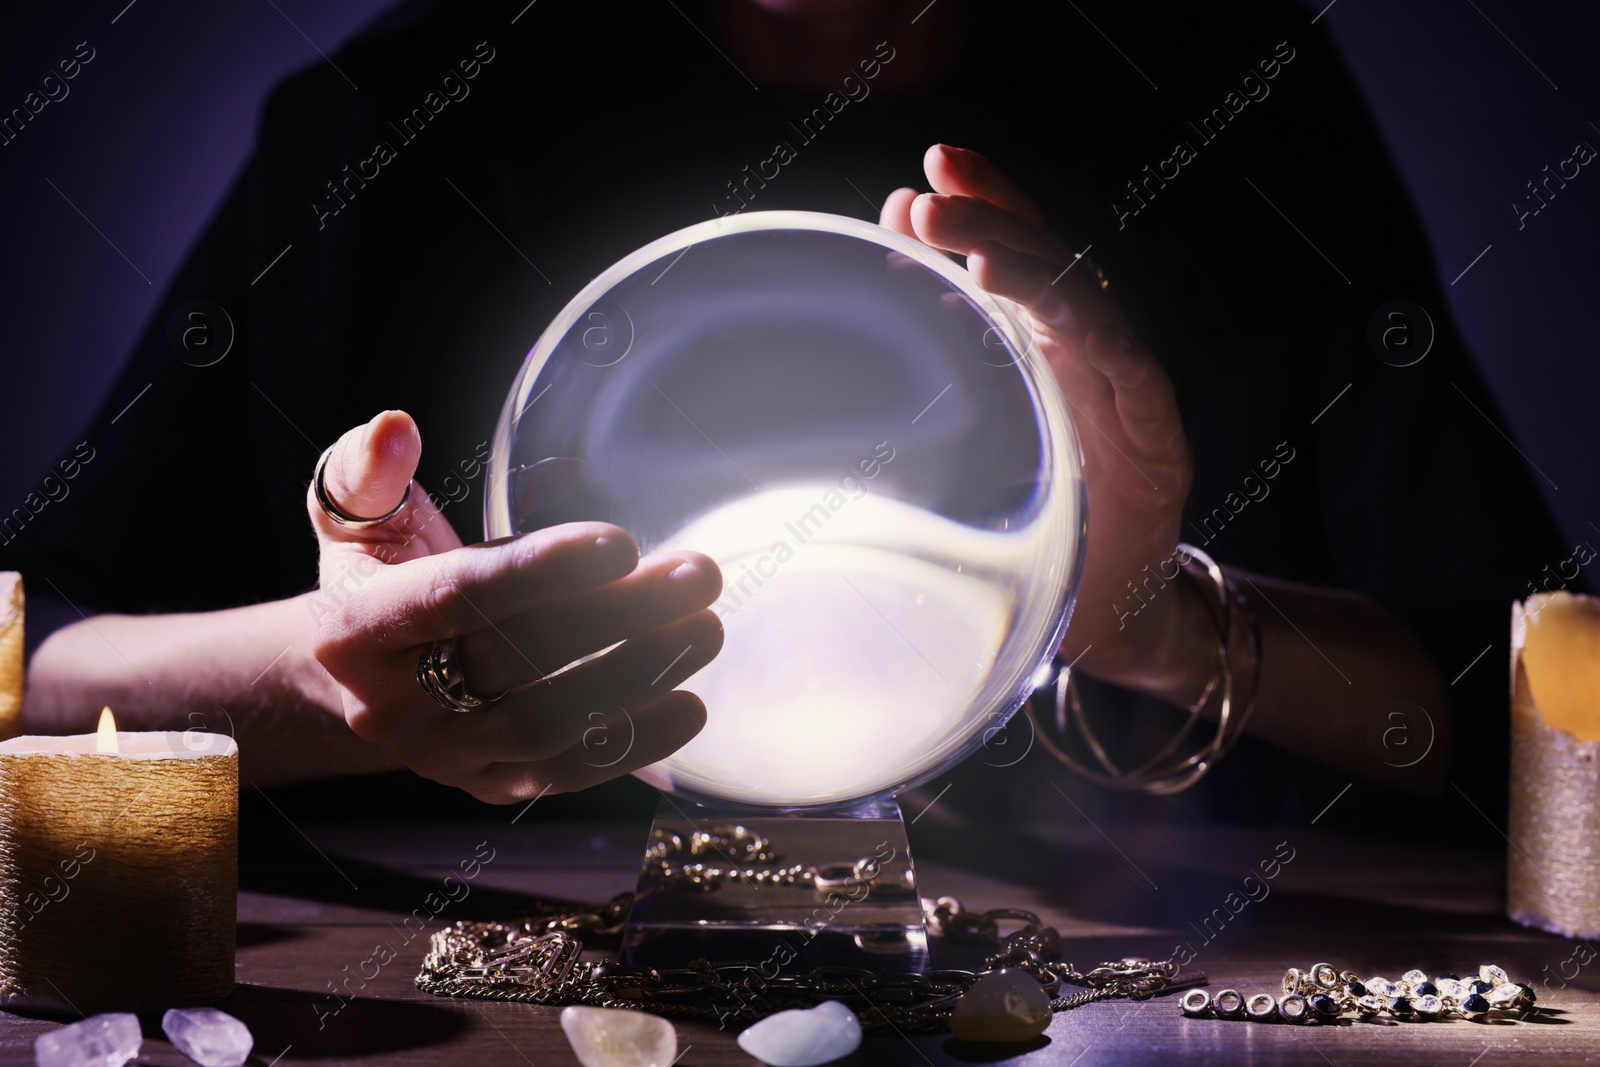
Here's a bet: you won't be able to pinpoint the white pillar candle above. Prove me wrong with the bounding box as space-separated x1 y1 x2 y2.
0 709 238 1012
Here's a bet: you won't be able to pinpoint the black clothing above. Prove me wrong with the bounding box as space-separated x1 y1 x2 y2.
2 0 1566 830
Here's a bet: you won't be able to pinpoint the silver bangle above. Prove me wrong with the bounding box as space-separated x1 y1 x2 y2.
1029 543 1261 794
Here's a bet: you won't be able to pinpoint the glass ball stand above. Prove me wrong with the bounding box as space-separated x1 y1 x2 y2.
484 211 1084 974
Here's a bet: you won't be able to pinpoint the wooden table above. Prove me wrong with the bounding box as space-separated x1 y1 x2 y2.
2 815 1595 1065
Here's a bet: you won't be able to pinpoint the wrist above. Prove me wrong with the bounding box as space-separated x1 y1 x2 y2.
1080 559 1219 707
279 593 346 719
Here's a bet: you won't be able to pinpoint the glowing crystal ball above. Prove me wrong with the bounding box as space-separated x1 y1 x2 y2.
486 211 1083 809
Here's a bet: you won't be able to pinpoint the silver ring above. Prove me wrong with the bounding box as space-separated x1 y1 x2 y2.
417 637 502 712
1213 989 1245 1020
1246 993 1279 1021
314 444 413 528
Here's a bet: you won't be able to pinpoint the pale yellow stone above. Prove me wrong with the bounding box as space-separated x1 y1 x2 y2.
559 1006 677 1067
949 968 1052 1042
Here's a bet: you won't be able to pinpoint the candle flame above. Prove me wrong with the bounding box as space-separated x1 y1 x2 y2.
96 706 119 753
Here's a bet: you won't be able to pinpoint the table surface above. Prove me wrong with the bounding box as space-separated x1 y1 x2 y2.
1 814 1595 1066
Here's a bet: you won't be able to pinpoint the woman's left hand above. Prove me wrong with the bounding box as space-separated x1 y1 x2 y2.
880 144 1207 694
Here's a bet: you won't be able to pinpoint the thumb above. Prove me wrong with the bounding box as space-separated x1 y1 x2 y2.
307 410 461 562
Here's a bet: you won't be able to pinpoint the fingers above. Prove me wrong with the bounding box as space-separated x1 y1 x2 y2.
1085 325 1185 455
307 410 459 560
922 143 1046 225
909 192 1075 266
965 241 1076 330
454 609 723 764
473 690 708 802
879 186 919 241
314 522 642 665
456 551 721 695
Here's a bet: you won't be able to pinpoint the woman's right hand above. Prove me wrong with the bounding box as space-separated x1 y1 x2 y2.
304 411 723 803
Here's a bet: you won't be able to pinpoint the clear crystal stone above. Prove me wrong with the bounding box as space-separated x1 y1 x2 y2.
1357 995 1386 1014
561 1006 677 1067
1479 964 1510 987
1401 969 1430 986
160 1009 251 1067
1414 994 1443 1014
1437 978 1464 999
1366 978 1392 997
34 1014 141 1067
1487 983 1523 1006
738 1001 861 1066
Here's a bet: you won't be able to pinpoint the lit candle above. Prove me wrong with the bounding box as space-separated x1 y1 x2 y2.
0 707 237 1012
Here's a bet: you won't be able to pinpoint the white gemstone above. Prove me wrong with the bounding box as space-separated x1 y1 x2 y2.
34 1014 141 1067
559 1007 676 1067
1401 969 1430 986
160 1009 252 1067
1437 978 1464 999
1486 983 1523 1006
1366 978 1392 997
1479 964 1509 987
1356 995 1386 1014
1414 994 1443 1014
738 1001 862 1067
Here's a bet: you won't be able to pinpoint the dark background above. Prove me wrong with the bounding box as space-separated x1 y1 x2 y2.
2 0 1597 553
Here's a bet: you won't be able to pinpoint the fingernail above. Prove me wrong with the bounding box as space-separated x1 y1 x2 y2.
667 559 703 582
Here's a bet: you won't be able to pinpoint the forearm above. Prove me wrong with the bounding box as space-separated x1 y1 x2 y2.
23 593 397 786
1100 567 1451 794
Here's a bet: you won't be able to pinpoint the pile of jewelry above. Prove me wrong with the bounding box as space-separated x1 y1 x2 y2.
1179 963 1538 1023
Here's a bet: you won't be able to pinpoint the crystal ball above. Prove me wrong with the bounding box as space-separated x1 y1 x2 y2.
485 211 1083 809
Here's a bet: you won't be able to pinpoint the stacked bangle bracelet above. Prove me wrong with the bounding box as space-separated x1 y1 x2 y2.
1031 543 1263 794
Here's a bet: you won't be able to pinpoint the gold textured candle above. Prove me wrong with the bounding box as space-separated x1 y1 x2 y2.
0 708 238 1011
1507 592 1600 940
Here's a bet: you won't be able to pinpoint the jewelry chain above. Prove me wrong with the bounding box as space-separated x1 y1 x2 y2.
416 889 1201 1031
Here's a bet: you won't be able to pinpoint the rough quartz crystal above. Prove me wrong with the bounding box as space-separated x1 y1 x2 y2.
161 1009 252 1067
559 1007 677 1067
949 969 1052 1042
737 1001 861 1067
34 1014 141 1067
